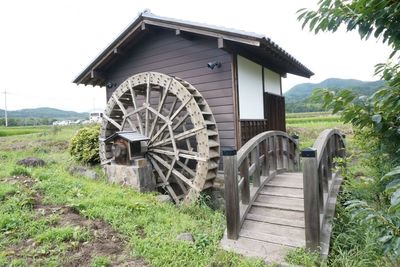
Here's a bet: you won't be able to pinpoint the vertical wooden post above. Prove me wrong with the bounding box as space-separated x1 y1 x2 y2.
326 142 332 181
223 149 240 240
278 136 283 170
272 136 278 171
292 134 300 171
285 138 290 170
251 146 261 187
240 157 250 204
302 148 320 251
264 139 270 177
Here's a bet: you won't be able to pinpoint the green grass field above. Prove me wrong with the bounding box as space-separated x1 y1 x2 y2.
0 126 264 266
0 126 51 137
0 114 355 266
286 112 352 149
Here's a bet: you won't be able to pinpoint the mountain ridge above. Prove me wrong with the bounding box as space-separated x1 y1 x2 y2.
284 78 386 113
285 78 385 101
0 107 89 119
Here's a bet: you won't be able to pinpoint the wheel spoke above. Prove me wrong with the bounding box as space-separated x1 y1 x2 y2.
183 124 193 165
149 147 206 162
103 114 122 130
147 155 179 202
150 126 204 147
172 113 190 131
112 95 139 131
128 79 144 134
150 97 192 143
145 73 151 136
149 152 199 191
148 78 172 139
168 124 179 160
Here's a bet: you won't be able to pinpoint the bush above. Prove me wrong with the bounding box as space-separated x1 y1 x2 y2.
69 124 100 165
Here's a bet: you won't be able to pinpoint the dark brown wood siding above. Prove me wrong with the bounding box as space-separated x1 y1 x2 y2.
264 93 286 131
103 29 235 151
237 94 285 146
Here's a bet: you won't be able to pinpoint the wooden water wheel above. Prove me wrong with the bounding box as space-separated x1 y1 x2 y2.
100 72 220 203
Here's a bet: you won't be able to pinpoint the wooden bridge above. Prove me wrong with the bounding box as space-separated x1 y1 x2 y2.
220 129 346 264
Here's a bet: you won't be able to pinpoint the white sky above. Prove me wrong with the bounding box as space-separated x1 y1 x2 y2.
0 0 392 112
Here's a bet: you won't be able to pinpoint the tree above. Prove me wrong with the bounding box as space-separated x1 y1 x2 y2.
299 0 400 261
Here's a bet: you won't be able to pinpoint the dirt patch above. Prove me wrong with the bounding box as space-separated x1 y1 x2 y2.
2 139 69 152
4 176 147 267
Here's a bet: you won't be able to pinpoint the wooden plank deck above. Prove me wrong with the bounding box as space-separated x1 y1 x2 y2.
220 172 305 264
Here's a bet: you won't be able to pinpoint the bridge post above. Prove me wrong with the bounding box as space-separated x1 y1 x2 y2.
292 134 300 171
302 148 320 251
223 149 240 240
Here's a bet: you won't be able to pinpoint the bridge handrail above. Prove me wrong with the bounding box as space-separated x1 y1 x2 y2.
302 128 346 256
224 130 300 240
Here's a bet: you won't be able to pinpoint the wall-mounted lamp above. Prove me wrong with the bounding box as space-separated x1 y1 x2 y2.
106 81 117 89
207 61 222 70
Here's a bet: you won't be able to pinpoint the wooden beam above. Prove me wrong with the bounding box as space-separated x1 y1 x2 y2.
90 69 105 80
302 148 320 251
231 54 241 149
141 22 146 30
223 149 240 240
142 19 260 46
218 38 224 49
113 47 124 56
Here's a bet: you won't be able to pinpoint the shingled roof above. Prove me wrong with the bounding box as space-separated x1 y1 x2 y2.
74 10 313 86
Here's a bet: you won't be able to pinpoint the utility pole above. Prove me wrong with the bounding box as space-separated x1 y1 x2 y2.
2 89 7 127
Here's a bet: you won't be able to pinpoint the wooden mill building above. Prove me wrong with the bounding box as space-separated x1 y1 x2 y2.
74 11 313 151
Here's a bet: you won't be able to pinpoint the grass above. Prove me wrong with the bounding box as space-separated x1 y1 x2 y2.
0 113 379 266
286 112 353 149
0 126 50 137
0 126 266 266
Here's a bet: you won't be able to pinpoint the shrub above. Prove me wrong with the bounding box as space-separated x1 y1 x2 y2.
69 124 100 165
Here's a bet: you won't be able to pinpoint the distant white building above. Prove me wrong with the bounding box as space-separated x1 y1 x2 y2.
89 111 103 123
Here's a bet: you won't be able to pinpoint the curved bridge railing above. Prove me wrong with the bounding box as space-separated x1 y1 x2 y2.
223 131 300 239
301 129 346 256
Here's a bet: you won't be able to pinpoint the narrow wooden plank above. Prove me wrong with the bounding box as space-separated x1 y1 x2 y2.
259 186 303 199
242 220 305 242
252 201 304 212
246 213 305 228
255 195 304 211
240 229 305 247
273 172 303 180
267 180 303 189
249 206 305 221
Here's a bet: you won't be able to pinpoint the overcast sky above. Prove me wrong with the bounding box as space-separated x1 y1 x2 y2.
0 0 392 112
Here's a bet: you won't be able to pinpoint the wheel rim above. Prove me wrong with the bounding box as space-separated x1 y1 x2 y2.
100 72 220 203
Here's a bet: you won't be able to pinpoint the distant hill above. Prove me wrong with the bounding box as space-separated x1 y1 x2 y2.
284 78 386 113
0 107 89 120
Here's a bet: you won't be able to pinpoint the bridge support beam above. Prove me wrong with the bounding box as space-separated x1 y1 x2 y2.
302 148 320 251
223 149 240 240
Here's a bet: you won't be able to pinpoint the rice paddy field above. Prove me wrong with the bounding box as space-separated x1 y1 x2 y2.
286 112 352 149
0 126 51 137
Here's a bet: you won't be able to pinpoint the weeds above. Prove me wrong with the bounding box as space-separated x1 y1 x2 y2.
285 248 321 267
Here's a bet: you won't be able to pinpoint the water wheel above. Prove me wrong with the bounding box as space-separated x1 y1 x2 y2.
100 72 220 203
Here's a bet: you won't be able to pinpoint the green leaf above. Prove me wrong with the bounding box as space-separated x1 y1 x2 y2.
390 188 400 206
379 235 393 243
383 166 400 179
385 178 400 192
371 114 382 123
